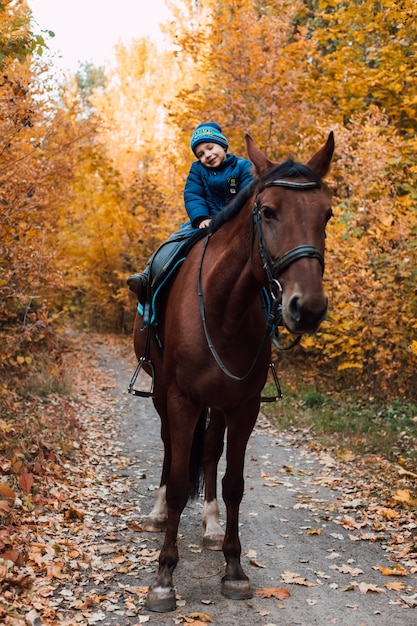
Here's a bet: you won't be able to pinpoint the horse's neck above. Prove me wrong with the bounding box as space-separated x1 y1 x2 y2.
204 221 262 328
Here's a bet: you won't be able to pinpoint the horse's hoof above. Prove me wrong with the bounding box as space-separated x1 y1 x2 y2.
221 577 253 600
203 533 224 551
145 585 176 612
143 517 166 532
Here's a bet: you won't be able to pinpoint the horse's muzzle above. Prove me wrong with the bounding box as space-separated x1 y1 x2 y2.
284 292 328 334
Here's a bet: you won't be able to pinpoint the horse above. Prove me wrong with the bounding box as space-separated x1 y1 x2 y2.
132 131 334 612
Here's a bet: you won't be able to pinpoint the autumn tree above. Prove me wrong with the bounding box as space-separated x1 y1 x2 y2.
164 0 310 156
0 1 102 378
87 37 192 307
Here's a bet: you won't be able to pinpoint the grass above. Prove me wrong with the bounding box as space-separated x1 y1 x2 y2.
261 380 417 471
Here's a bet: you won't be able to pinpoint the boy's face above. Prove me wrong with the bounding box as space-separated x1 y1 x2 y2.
195 142 227 168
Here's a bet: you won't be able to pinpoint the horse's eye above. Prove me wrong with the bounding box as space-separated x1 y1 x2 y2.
262 208 276 220
325 208 333 223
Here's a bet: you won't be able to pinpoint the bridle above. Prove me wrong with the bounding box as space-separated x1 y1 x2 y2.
198 177 326 384
253 179 325 287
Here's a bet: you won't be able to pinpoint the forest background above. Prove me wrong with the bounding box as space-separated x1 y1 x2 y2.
1 0 416 432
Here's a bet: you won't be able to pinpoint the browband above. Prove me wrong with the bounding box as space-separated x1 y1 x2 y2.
258 179 321 193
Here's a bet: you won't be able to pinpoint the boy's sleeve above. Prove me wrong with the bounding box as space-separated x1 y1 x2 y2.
238 159 255 190
184 163 211 228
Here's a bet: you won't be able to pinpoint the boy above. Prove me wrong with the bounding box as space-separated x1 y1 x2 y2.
127 122 254 301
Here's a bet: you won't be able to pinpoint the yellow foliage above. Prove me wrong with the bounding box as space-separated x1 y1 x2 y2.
2 0 416 395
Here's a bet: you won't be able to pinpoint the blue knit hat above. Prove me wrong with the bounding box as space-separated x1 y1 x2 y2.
190 122 228 155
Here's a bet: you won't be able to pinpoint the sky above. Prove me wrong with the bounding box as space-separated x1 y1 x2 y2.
28 0 172 72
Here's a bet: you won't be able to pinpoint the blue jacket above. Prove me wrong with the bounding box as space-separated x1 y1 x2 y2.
184 153 254 228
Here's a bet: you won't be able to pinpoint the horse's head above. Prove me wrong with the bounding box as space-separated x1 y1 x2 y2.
246 132 334 334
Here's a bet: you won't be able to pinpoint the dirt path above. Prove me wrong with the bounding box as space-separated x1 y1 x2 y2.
53 332 416 626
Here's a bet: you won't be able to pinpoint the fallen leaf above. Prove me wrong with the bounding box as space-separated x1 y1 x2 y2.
330 564 363 577
0 483 16 502
357 582 386 594
188 613 212 623
379 507 401 521
0 549 24 565
393 489 411 504
254 587 291 600
0 500 11 515
385 581 406 591
329 533 344 540
64 506 85 520
400 593 417 608
281 571 317 587
341 499 363 509
378 565 408 576
19 470 34 493
336 449 356 462
246 549 266 568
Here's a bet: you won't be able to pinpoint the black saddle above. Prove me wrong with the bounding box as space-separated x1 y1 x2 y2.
140 224 198 326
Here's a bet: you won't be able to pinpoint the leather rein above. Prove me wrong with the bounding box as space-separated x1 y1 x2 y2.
198 177 324 382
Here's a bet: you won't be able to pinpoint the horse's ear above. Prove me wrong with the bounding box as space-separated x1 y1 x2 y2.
245 133 276 176
306 131 334 178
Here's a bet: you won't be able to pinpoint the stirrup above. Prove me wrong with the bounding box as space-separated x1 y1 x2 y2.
128 357 155 398
261 362 282 402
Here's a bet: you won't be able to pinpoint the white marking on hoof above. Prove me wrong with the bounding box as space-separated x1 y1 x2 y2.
145 584 176 613
145 485 167 531
202 499 224 550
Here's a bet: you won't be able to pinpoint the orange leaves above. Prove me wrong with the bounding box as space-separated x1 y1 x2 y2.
393 489 416 508
378 565 408 577
254 586 291 600
385 581 406 591
186 612 213 623
18 470 34 493
0 482 16 520
0 483 16 503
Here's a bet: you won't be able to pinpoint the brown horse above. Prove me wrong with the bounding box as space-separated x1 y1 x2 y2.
133 132 334 612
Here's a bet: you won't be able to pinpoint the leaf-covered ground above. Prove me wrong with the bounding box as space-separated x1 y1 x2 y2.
0 331 416 625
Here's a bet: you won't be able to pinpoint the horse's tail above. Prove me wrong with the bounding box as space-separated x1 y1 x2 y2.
188 409 208 501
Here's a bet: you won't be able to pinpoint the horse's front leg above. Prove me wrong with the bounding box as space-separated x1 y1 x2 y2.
202 408 226 550
221 403 259 600
145 401 197 613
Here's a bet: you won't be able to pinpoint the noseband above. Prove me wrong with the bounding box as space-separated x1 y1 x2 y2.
253 179 325 287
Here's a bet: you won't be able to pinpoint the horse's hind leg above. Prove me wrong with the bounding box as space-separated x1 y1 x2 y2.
144 397 170 532
202 408 225 550
145 485 167 532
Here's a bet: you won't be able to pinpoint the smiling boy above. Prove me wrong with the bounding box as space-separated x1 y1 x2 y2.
127 122 253 301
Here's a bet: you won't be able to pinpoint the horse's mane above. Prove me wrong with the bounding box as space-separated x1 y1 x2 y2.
187 158 323 246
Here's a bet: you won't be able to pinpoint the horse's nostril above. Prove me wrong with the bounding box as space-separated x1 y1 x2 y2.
288 295 302 322
287 294 328 327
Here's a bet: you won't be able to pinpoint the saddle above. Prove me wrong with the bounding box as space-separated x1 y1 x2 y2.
139 224 198 327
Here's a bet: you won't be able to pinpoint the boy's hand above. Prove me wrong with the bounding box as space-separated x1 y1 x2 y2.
199 219 211 229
